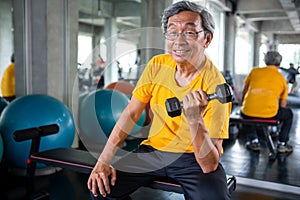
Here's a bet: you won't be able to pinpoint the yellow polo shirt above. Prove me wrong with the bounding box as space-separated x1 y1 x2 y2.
1 63 15 97
132 54 231 153
241 66 288 118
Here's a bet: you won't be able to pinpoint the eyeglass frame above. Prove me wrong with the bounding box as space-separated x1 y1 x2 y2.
164 30 205 41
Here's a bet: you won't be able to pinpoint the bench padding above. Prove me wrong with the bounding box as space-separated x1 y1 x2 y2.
30 148 236 194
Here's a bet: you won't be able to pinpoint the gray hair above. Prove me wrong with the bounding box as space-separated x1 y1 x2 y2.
264 51 282 66
11 53 14 62
161 1 215 35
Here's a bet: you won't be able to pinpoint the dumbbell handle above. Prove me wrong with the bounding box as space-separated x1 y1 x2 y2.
165 83 233 117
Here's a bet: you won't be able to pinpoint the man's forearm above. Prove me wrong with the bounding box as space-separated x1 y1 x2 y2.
189 120 220 173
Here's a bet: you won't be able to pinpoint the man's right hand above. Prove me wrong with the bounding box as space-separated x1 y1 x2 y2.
87 160 117 198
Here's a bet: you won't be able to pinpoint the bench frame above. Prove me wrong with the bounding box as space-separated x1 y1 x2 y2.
230 107 281 160
13 124 236 198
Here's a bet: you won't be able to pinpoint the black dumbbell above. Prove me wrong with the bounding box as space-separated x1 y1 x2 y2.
165 83 233 117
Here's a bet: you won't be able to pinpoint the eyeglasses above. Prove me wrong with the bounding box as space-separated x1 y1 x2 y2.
164 30 204 41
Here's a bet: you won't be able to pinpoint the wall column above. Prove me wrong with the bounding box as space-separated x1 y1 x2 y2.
0 0 14 86
13 0 78 107
138 0 172 75
224 13 236 74
104 17 118 85
253 32 261 66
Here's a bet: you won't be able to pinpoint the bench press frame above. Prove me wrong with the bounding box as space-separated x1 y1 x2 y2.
13 124 236 198
230 107 281 160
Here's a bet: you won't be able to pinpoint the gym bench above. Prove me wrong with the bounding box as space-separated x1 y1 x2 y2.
230 106 281 160
13 124 236 198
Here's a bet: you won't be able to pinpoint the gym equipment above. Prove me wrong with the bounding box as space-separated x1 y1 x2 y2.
14 124 60 174
78 91 89 105
0 94 75 168
14 126 236 197
95 89 130 137
230 106 281 160
105 80 152 126
78 90 109 150
165 83 233 117
78 89 146 150
0 96 9 116
104 80 135 96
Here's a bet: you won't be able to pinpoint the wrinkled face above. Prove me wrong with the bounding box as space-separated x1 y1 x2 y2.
166 11 211 65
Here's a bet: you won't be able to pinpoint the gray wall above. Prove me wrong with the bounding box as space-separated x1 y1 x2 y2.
0 0 14 95
12 0 78 108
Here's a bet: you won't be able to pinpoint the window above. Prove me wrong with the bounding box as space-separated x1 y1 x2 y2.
78 34 93 66
278 44 300 68
234 26 254 74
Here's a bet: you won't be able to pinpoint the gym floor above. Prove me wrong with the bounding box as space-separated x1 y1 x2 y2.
1 95 300 200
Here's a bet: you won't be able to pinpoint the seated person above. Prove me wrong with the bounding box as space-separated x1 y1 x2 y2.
240 51 293 153
1 53 15 102
87 1 232 200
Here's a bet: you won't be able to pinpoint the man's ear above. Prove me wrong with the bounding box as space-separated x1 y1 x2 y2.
204 33 213 48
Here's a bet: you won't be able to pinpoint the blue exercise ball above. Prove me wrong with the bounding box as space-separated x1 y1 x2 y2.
78 89 145 150
78 91 89 105
94 89 145 137
78 90 109 150
0 94 75 168
0 97 9 116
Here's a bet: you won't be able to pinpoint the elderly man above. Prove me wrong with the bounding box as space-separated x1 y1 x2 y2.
88 1 231 199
